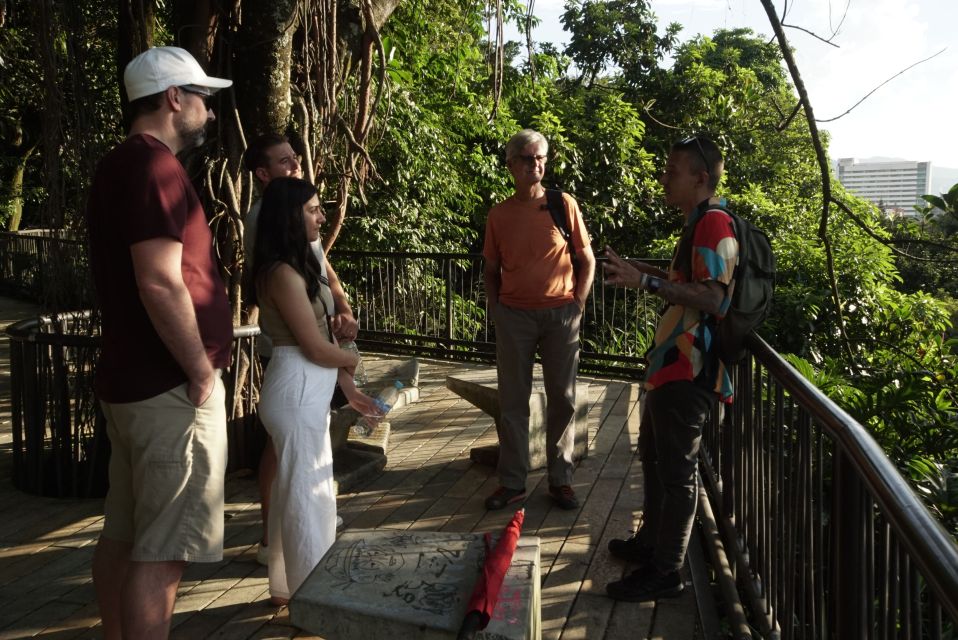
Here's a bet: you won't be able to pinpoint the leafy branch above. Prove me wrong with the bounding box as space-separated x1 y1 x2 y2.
759 0 856 366
817 48 946 123
830 197 958 262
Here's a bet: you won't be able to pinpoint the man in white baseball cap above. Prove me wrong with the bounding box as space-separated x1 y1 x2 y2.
124 46 232 102
87 46 233 638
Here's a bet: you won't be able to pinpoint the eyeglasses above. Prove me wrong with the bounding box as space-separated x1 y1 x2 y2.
179 85 212 109
679 136 710 176
515 154 547 166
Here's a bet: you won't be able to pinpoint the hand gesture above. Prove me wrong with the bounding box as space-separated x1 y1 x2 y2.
603 246 650 289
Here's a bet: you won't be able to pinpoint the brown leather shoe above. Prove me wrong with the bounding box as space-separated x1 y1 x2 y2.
549 485 579 510
485 486 526 510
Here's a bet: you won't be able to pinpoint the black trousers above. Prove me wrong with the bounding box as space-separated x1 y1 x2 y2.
637 380 716 573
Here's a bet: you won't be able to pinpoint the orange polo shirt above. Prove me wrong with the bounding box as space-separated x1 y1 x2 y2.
483 192 591 309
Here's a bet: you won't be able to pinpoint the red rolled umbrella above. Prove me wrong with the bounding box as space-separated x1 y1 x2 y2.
457 508 526 640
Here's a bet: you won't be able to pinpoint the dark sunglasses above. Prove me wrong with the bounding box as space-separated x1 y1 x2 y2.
679 136 710 176
179 85 213 108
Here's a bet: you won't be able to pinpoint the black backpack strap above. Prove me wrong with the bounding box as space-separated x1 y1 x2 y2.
543 188 578 272
545 189 571 238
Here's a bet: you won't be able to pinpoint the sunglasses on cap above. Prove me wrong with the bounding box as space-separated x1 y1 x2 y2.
678 136 711 176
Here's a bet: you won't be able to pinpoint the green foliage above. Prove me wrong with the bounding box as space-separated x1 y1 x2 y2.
341 0 517 253
560 0 679 88
906 457 958 535
0 8 44 229
5 0 954 532
0 0 122 231
892 183 958 306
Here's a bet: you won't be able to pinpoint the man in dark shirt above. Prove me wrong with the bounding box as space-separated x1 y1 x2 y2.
86 46 232 639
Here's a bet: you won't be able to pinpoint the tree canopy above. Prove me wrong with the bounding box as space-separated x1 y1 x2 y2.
0 0 954 530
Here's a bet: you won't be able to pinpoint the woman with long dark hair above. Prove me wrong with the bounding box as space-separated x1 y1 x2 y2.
248 176 380 605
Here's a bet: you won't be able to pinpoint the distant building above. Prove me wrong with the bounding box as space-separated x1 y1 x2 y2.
837 158 932 216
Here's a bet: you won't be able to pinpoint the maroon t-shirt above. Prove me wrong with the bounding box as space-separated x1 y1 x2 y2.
86 134 232 403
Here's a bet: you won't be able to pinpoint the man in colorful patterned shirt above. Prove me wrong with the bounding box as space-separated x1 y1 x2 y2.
602 136 737 602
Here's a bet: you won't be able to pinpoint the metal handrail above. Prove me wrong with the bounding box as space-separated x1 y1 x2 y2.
3 241 955 635
700 333 958 638
331 251 667 378
4 315 263 496
0 231 90 306
750 333 958 624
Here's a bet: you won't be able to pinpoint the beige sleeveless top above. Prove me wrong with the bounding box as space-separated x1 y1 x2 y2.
259 289 331 347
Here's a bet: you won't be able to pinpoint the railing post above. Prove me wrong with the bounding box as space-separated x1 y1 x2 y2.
9 332 24 487
830 447 865 638
444 257 453 342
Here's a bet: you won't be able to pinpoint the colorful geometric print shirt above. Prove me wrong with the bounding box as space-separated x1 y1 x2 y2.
644 201 738 403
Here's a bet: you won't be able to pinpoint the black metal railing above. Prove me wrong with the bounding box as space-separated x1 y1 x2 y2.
0 231 91 307
703 334 958 638
5 314 263 497
3 242 956 635
332 250 666 378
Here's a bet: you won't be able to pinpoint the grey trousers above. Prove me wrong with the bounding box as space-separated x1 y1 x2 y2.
637 381 716 573
493 301 581 490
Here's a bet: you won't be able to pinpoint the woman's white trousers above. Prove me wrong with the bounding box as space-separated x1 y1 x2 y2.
258 346 337 599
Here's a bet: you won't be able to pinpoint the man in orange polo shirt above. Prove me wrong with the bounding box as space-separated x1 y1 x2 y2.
482 128 596 511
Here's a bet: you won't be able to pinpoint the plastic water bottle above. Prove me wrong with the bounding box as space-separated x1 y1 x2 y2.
356 380 404 436
339 340 367 386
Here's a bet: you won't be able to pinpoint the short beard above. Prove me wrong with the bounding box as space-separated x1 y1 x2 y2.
175 117 207 149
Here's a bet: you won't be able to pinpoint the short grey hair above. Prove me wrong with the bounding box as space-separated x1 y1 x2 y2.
505 129 549 162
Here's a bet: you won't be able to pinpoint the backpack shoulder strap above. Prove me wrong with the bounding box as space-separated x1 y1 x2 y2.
544 188 579 271
544 189 572 242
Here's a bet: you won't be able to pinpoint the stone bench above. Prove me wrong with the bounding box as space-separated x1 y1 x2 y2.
445 366 588 470
291 529 541 639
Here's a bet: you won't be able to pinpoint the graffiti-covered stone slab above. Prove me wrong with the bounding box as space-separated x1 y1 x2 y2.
290 530 541 640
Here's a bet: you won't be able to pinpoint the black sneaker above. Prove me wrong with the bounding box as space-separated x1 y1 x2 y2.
608 532 654 564
606 568 684 602
548 485 579 510
485 486 526 510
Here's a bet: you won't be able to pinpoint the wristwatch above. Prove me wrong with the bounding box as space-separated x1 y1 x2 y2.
646 276 662 294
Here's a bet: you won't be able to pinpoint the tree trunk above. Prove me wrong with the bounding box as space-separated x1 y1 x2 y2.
173 0 217 61
321 0 401 251
759 0 856 366
6 145 37 231
117 0 155 126
1 111 39 231
233 0 299 138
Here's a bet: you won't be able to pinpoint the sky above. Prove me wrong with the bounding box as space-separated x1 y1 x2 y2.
506 0 958 170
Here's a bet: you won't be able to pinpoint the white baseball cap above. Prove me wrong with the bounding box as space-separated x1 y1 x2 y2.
124 46 232 102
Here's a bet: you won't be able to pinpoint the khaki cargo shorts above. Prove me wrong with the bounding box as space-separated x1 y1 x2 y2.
100 377 227 562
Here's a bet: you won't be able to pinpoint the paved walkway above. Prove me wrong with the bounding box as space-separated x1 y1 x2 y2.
0 296 703 639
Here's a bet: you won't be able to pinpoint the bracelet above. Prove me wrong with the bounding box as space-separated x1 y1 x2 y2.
646 276 662 294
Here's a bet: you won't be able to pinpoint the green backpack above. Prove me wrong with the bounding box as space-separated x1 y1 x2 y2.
676 204 775 364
